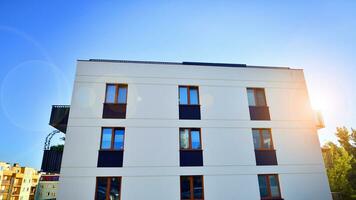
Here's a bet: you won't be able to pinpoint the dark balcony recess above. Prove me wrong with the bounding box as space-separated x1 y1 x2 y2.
49 105 70 133
180 150 203 167
97 150 124 167
255 150 278 166
102 103 127 119
41 149 63 173
249 106 270 120
179 105 201 120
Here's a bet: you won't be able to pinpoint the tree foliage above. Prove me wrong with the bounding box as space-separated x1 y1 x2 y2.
323 127 356 199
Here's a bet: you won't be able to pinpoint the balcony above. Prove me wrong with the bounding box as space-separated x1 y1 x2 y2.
0 188 9 193
1 180 11 185
249 106 270 120
255 150 278 165
179 105 201 120
49 105 70 133
97 150 124 167
180 150 203 166
102 103 127 119
41 149 63 173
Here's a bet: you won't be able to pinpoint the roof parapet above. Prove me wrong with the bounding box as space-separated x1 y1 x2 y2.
78 59 293 70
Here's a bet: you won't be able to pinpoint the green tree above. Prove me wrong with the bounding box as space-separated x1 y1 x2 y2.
50 144 64 151
351 128 356 149
323 142 353 199
335 127 356 190
336 127 354 156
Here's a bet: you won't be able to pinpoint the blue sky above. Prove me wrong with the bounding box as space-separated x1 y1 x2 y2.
0 1 355 169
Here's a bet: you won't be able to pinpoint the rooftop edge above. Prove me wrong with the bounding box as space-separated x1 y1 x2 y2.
77 59 299 70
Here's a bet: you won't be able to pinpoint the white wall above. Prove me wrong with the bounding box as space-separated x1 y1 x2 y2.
58 61 331 200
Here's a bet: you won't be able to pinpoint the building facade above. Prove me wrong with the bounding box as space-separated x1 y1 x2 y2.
57 60 331 200
35 174 59 200
0 162 39 200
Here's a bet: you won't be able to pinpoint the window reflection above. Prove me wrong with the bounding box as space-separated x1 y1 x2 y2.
247 89 256 106
193 176 203 199
179 87 188 105
96 177 108 200
105 84 127 104
252 129 261 149
109 177 121 200
252 128 273 150
95 177 121 200
256 89 266 106
101 128 125 150
269 175 280 197
180 129 189 149
180 176 191 199
189 88 199 105
258 174 281 199
247 88 267 106
101 128 112 149
180 176 204 200
114 130 125 150
191 131 201 149
106 85 116 103
179 86 199 105
118 87 127 104
258 175 268 198
180 128 201 150
262 130 272 149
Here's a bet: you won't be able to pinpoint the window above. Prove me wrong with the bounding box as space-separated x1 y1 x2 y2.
100 128 125 150
252 129 273 150
179 86 199 105
105 84 127 104
180 128 202 150
180 176 204 200
95 177 121 200
247 88 267 106
258 174 282 199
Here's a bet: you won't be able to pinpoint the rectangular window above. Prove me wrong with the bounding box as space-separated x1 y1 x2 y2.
247 88 267 106
180 176 204 200
179 86 199 105
258 174 281 199
252 129 273 150
180 128 202 150
100 128 125 150
95 177 121 200
105 84 127 104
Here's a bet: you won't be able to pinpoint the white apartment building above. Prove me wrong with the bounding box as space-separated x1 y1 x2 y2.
56 59 331 200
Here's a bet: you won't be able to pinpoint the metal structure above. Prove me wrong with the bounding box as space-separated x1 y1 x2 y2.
44 130 61 150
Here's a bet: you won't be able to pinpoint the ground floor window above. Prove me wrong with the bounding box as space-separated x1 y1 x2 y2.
95 177 121 200
180 176 204 200
258 174 282 199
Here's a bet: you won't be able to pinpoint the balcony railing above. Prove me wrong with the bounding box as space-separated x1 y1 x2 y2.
179 105 201 120
0 188 9 193
1 180 11 185
49 105 70 133
41 149 63 173
249 106 271 120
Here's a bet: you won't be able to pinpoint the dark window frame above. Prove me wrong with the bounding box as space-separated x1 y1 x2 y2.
95 177 122 200
180 175 204 200
258 174 282 200
179 86 200 105
179 128 202 151
252 128 274 150
105 84 128 104
100 127 125 151
247 88 267 106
